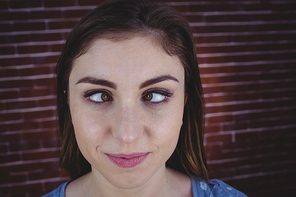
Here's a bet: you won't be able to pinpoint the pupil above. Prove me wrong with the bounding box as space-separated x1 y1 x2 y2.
145 93 152 101
101 93 109 101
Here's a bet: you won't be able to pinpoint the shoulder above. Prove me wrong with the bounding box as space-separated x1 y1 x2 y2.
190 176 248 197
42 182 69 197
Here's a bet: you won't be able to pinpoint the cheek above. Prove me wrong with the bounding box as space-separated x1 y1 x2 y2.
149 102 184 149
70 103 110 154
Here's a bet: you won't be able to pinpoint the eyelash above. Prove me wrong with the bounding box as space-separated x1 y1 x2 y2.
141 89 173 104
84 90 113 104
83 89 173 104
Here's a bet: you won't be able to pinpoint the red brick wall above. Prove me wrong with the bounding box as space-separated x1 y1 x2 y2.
1 0 295 196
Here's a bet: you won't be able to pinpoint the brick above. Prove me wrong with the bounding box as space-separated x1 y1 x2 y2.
198 42 296 55
17 45 48 54
204 144 222 160
0 172 27 185
32 55 59 64
0 144 8 153
10 140 40 151
206 134 232 144
195 23 296 34
23 149 59 161
13 22 46 32
42 160 60 170
48 20 78 30
245 3 296 12
22 131 55 141
249 117 295 130
199 66 220 75
0 123 8 132
260 127 296 140
222 122 249 132
197 35 232 44
20 88 52 98
0 133 21 143
5 100 37 110
78 0 104 6
64 9 92 18
28 168 60 181
30 32 63 42
41 120 58 129
8 122 40 131
172 4 237 12
43 138 59 148
0 1 8 10
0 57 31 67
207 13 296 23
8 183 43 195
0 23 12 32
0 46 15 55
261 108 296 119
260 71 296 81
0 34 30 44
204 94 235 103
203 75 238 84
0 90 19 100
44 0 75 7
0 153 20 164
202 52 296 64
38 98 56 107
235 112 262 121
31 10 62 19
235 132 260 142
262 91 296 99
206 114 233 124
0 102 3 111
183 14 203 23
203 86 222 94
0 68 19 77
1 80 34 89
19 67 51 76
35 78 55 87
23 109 54 120
51 43 64 52
0 112 22 122
10 0 42 9
0 11 29 21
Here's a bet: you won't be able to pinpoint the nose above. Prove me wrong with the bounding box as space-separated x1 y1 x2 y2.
112 101 143 144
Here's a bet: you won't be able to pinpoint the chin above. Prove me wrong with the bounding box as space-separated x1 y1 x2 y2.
104 168 153 189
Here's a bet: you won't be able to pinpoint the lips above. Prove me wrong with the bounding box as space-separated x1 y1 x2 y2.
106 152 149 168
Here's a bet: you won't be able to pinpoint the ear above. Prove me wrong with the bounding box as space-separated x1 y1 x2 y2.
184 93 188 106
64 90 69 104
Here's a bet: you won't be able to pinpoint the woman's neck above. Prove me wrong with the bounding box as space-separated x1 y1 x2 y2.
88 165 169 197
66 166 192 197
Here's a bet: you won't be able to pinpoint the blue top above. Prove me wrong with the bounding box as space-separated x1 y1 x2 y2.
190 176 247 197
42 176 247 197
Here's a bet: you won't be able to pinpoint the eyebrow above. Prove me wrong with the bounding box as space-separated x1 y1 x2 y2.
76 77 117 89
76 75 179 89
139 75 179 89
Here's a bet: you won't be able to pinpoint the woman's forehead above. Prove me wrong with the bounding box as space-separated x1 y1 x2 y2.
70 36 184 85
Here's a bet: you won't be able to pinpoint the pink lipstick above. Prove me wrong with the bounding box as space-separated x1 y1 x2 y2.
106 152 149 168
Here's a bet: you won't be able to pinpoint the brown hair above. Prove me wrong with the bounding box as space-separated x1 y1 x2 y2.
56 0 209 181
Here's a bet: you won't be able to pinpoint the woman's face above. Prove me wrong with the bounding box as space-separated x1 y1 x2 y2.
68 36 185 189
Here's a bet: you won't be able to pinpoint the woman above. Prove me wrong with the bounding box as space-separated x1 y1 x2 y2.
44 0 247 196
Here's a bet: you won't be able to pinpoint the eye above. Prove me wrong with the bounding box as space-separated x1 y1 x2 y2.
142 90 172 103
144 92 166 102
84 91 112 103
